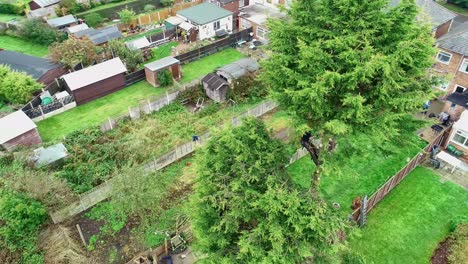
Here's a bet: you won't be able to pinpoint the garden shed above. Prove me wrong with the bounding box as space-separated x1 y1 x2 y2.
202 73 229 102
125 37 151 50
0 50 67 85
29 0 60 10
46 15 78 29
31 143 68 168
62 58 127 105
216 58 259 83
144 56 181 87
0 111 41 151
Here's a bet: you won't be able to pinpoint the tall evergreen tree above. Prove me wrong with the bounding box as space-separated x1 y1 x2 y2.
190 118 347 263
262 0 436 178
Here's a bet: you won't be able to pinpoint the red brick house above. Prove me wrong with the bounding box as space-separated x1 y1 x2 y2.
431 22 468 121
0 111 41 151
62 58 128 106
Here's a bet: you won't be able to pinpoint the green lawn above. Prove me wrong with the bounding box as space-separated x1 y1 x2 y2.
0 35 49 57
139 41 179 69
37 81 165 142
181 48 245 82
287 121 427 215
350 167 468 264
436 1 468 16
124 28 163 41
0 13 23 22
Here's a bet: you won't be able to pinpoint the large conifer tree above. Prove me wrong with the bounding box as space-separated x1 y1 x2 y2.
262 0 436 173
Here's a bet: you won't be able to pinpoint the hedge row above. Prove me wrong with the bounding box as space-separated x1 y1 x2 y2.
0 3 26 15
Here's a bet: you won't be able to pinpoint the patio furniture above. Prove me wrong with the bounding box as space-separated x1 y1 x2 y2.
436 151 464 173
447 144 464 157
431 124 443 134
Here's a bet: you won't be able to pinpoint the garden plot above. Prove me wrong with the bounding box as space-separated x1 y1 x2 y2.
0 35 49 57
349 167 468 264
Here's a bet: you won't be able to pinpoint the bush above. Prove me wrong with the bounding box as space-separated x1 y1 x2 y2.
448 0 468 8
160 0 175 7
0 65 43 104
227 74 267 103
84 13 104 27
0 3 25 15
18 18 67 45
157 69 174 87
143 4 156 12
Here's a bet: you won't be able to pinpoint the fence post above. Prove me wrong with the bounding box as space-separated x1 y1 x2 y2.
108 118 113 130
166 91 170 103
39 105 44 117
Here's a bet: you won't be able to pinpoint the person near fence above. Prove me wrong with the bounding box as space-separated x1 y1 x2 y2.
192 135 199 143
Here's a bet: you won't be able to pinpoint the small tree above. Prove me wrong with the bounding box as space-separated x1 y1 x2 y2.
18 18 67 45
0 65 43 104
106 39 144 72
49 37 99 70
143 4 156 13
84 13 104 27
118 8 136 30
190 118 347 263
160 0 175 7
157 69 173 86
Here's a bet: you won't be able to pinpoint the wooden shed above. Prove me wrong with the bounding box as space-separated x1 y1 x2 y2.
144 57 181 87
202 73 229 102
0 111 42 151
62 58 127 106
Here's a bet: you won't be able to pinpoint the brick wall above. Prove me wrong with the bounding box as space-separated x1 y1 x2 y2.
434 20 452 39
2 128 42 151
433 48 468 94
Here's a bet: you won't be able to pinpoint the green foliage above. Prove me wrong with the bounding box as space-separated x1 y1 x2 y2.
57 127 132 193
157 68 174 87
0 65 43 104
448 0 468 8
87 202 127 236
0 3 25 15
0 189 47 263
107 39 144 71
262 0 437 138
49 37 99 69
227 74 267 103
18 18 67 45
117 8 136 26
450 216 468 232
160 0 175 7
143 4 156 12
190 118 348 263
196 103 219 118
448 223 468 264
84 12 104 27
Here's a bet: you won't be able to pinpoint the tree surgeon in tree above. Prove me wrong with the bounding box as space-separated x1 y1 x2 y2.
262 0 436 190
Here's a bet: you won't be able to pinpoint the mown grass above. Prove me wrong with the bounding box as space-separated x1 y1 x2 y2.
287 120 427 215
76 0 138 16
181 48 244 82
0 13 23 22
124 28 163 41
350 167 468 263
0 35 49 57
139 41 178 69
37 81 165 142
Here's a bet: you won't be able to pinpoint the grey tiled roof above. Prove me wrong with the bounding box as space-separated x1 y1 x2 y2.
0 50 61 79
47 15 77 27
32 0 60 7
389 0 456 29
74 26 122 45
437 21 468 56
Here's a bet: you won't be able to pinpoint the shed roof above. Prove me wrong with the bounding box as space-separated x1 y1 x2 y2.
31 0 60 7
217 58 259 79
145 56 179 71
32 143 68 167
62 58 127 91
47 15 77 27
447 90 468 109
0 50 62 80
437 22 468 56
75 26 122 45
177 3 232 25
166 16 185 26
125 37 151 50
179 21 194 31
0 111 37 144
67 23 89 34
202 73 228 91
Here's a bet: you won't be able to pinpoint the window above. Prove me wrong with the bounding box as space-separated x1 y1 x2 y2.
460 59 468 73
213 21 220 30
436 51 452 64
256 26 269 40
455 85 466 93
452 130 468 147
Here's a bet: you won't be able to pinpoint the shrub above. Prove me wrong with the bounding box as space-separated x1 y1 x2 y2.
0 65 43 104
157 69 174 87
448 0 468 8
0 3 25 15
227 74 267 103
18 18 67 45
160 0 175 7
84 13 103 27
144 4 156 12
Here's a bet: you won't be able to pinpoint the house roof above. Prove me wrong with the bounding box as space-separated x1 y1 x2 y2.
202 73 228 91
177 3 232 25
453 110 468 132
217 58 259 80
62 58 127 91
47 15 77 28
31 0 60 7
145 56 179 71
166 16 185 26
67 23 89 34
125 37 151 50
389 0 456 29
0 50 62 80
447 90 468 109
0 111 37 144
437 21 468 56
239 4 285 27
32 143 68 167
